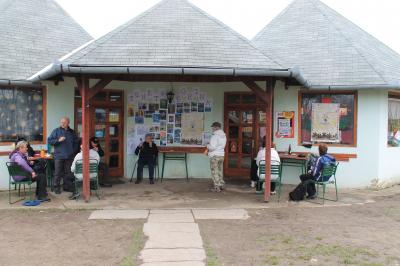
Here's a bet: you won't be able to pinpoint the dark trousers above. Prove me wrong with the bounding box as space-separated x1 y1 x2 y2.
22 174 47 199
251 159 276 191
54 159 74 191
300 173 316 196
137 158 155 180
98 162 109 181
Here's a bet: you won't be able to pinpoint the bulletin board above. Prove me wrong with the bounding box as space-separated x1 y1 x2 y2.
275 111 295 138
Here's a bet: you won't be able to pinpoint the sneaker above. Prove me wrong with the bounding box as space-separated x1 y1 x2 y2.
69 193 80 200
306 194 316 200
270 191 277 195
54 188 61 195
150 179 155 185
250 181 256 188
210 187 221 192
135 179 142 184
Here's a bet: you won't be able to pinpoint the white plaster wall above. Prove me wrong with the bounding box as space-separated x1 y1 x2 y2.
273 83 382 188
377 90 400 188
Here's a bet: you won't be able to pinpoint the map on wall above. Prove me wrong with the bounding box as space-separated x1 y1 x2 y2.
181 112 204 145
311 103 340 143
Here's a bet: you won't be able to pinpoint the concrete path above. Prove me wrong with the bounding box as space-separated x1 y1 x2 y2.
89 208 249 265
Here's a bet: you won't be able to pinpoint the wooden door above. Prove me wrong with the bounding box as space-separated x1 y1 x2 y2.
224 92 266 178
75 90 124 178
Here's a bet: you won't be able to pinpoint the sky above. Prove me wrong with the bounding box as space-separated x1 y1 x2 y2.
55 0 400 54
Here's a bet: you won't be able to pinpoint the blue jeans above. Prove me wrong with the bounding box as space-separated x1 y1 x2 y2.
137 158 155 180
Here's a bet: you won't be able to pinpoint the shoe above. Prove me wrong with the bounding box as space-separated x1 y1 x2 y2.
135 179 142 184
54 188 61 195
306 194 316 200
219 186 225 191
150 179 155 185
69 193 80 200
99 182 112 187
210 187 221 192
250 181 256 188
270 191 277 195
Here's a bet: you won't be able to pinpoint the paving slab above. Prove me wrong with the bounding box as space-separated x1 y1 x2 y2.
149 209 192 214
141 262 205 266
147 212 194 223
88 210 149 220
192 208 249 220
143 223 203 249
140 248 206 263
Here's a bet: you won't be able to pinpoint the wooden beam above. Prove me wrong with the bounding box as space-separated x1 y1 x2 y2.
241 79 268 103
80 76 91 202
75 76 83 96
264 78 274 202
87 78 114 100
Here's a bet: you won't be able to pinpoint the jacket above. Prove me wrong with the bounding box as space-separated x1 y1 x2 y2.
70 149 100 180
9 151 33 181
135 142 158 161
311 154 336 182
256 148 281 180
207 129 227 158
47 127 79 160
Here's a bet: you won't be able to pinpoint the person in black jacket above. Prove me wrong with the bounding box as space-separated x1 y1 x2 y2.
90 137 112 187
135 134 158 184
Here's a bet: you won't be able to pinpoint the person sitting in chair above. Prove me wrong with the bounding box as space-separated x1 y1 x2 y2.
255 142 281 194
297 144 336 200
70 143 100 199
135 134 158 184
9 141 49 201
90 137 112 187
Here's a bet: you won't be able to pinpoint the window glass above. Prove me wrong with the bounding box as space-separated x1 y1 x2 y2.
0 87 44 142
388 97 400 147
299 92 357 146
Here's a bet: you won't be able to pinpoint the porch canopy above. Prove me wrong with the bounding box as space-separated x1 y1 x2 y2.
29 0 303 202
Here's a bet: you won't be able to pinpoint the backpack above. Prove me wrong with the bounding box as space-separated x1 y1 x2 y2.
289 183 306 201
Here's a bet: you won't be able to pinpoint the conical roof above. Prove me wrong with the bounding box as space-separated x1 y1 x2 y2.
253 0 400 88
61 0 282 70
0 0 92 80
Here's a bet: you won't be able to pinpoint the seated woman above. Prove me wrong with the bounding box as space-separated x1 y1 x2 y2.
90 137 112 187
9 141 49 201
135 134 158 184
70 143 100 199
255 142 281 194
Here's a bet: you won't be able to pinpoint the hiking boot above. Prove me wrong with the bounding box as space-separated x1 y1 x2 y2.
150 179 155 185
306 194 316 200
135 179 142 184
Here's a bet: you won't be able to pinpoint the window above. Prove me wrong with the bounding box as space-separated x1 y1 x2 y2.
299 91 357 146
388 95 400 147
0 87 46 143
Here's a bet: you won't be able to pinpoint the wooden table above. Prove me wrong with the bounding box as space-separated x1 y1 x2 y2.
279 153 309 177
158 146 207 182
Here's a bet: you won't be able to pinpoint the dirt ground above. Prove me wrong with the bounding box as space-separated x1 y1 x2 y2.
199 193 400 266
0 210 145 266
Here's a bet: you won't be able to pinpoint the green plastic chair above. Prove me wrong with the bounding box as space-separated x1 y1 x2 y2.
7 162 34 204
256 160 282 201
73 159 100 200
309 162 339 204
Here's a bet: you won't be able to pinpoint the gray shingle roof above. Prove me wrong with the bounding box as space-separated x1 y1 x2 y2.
0 0 92 80
252 0 400 88
62 0 282 70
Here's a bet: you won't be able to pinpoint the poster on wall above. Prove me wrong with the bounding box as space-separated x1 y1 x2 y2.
275 111 295 138
311 103 340 143
181 112 204 145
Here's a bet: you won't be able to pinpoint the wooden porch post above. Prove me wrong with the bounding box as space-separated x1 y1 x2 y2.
264 78 274 202
80 76 91 202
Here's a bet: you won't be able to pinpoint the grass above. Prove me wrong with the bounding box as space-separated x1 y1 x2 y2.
204 242 219 266
264 255 280 265
121 229 145 266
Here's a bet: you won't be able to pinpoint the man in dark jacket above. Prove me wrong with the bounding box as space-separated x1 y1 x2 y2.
135 134 158 184
299 144 336 199
47 117 79 194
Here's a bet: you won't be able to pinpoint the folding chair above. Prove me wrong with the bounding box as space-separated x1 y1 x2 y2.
256 160 282 201
73 159 100 200
307 162 339 205
7 162 34 204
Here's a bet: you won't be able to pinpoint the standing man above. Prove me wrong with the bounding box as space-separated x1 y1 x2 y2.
206 122 227 192
48 117 79 194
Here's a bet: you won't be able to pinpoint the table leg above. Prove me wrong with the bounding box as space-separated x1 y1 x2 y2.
161 153 166 182
184 153 189 181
